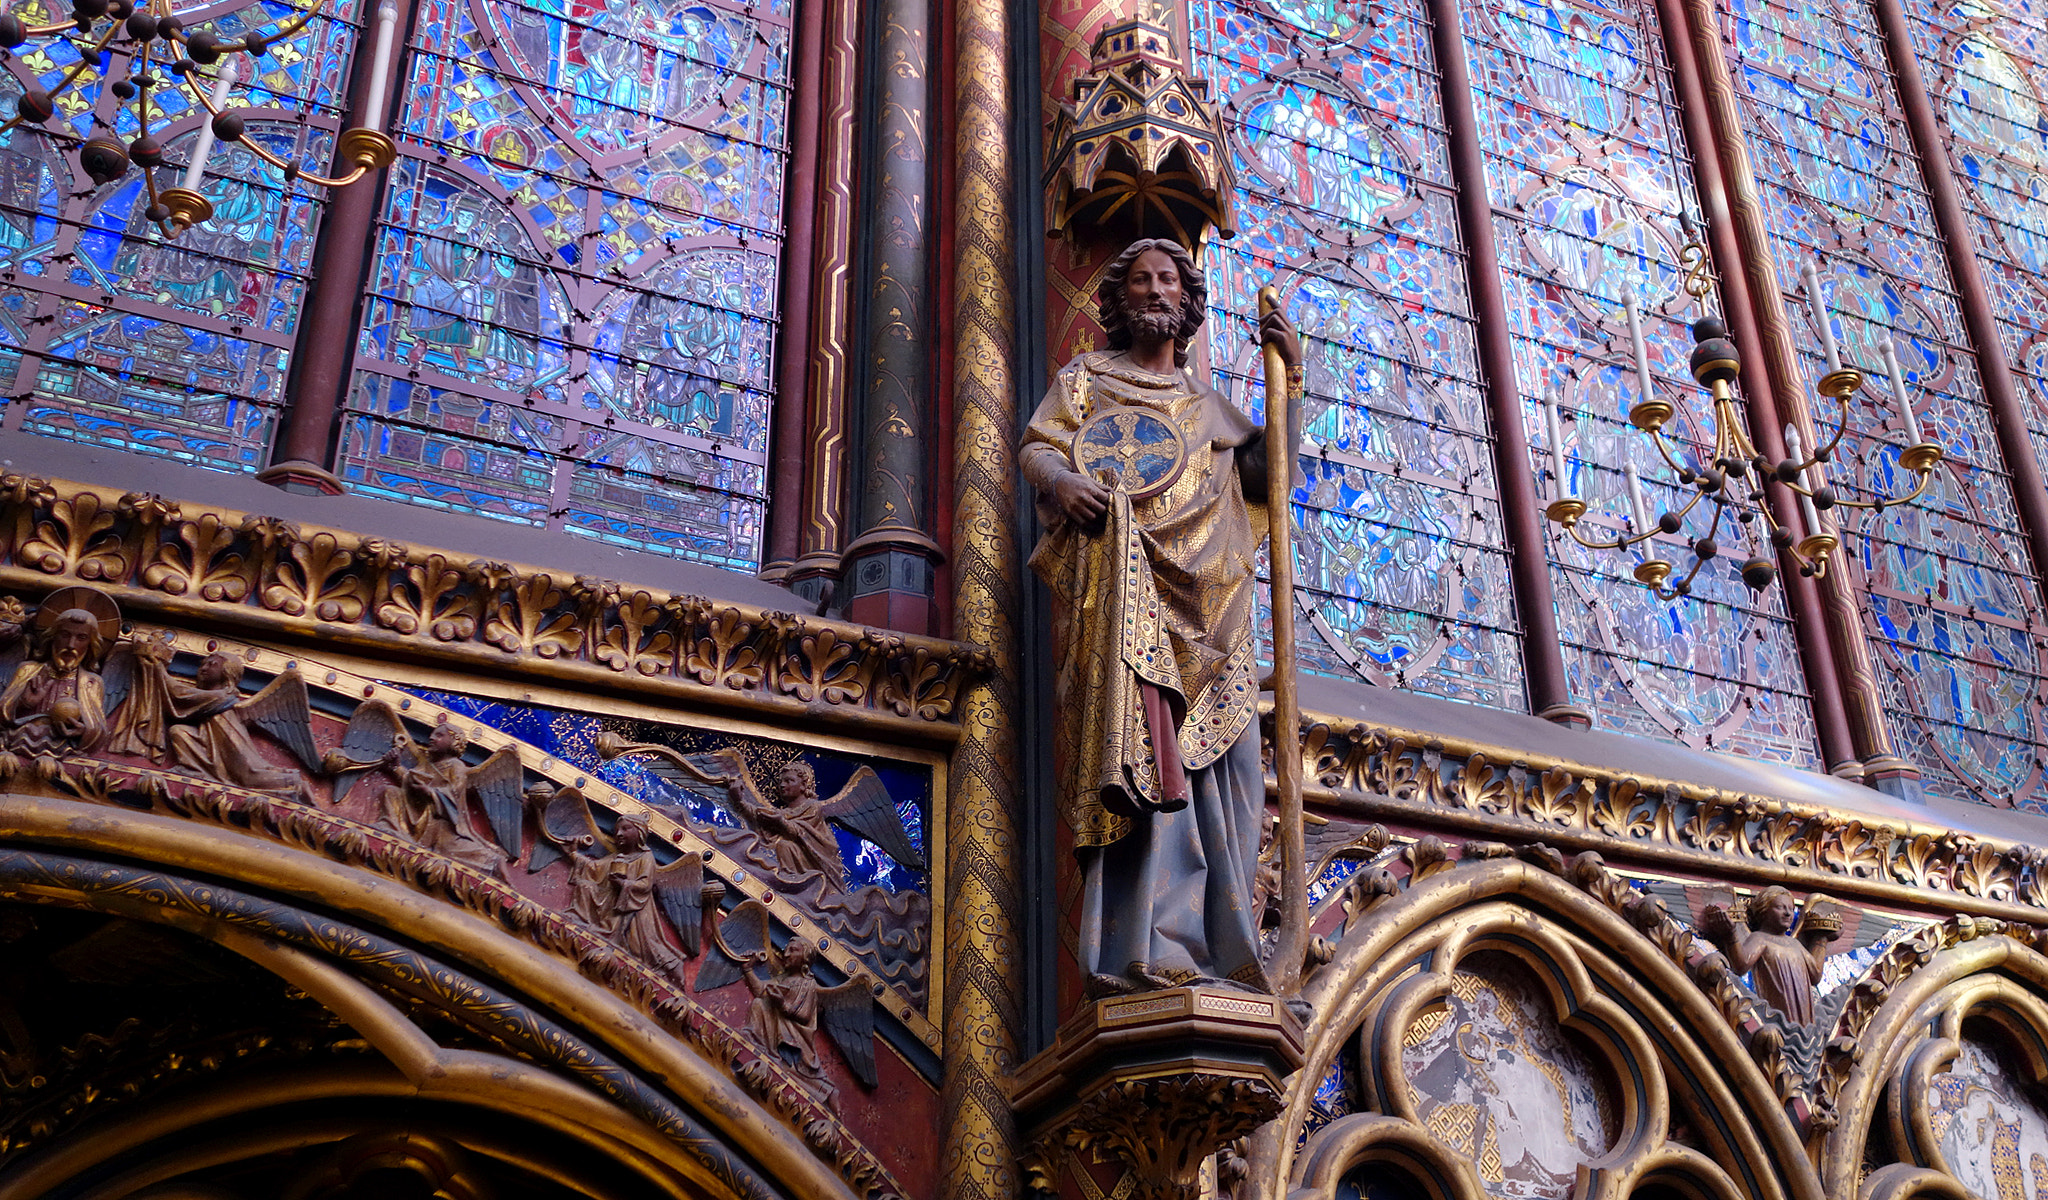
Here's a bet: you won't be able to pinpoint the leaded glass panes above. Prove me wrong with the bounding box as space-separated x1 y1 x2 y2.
1190 0 1528 710
1471 0 1820 765
1724 0 2048 804
341 0 790 571
0 0 354 470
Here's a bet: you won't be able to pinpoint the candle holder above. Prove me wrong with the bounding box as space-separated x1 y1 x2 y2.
0 0 403 239
1538 229 1948 599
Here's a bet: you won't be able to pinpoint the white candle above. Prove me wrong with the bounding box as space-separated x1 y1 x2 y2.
360 2 399 130
1626 464 1652 534
1545 395 1571 498
1785 422 1823 533
1626 295 1656 406
1879 337 1924 444
182 58 241 192
1802 263 1841 375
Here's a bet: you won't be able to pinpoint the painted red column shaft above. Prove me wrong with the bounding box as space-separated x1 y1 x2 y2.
1655 0 1857 772
1423 0 1583 726
761 0 830 579
1867 0 2048 614
264 4 411 494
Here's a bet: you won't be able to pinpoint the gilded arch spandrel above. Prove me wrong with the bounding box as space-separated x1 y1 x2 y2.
1244 856 1812 1200
1819 935 2048 1200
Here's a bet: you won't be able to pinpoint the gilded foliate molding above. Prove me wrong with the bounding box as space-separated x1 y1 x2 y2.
1025 1076 1284 1200
0 475 988 737
1292 716 2048 910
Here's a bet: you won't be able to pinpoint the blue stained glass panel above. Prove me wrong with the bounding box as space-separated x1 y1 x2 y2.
343 0 792 567
1725 0 2048 804
1192 0 1528 711
1475 0 1820 765
0 0 355 470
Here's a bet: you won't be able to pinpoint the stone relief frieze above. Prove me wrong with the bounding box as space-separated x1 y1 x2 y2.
0 584 937 1200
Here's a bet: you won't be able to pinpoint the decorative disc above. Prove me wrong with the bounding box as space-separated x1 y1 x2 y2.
1071 406 1187 499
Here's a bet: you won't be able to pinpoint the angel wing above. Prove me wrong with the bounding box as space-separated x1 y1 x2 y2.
820 767 925 871
598 737 754 824
100 640 138 716
471 747 526 856
239 669 320 770
695 898 772 994
535 786 609 871
1303 819 1391 889
817 978 877 1087
651 849 707 956
523 784 581 873
326 701 408 805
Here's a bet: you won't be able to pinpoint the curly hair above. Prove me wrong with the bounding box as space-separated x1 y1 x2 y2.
1097 238 1207 366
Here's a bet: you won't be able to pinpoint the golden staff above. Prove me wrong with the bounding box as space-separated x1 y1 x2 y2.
1258 285 1308 996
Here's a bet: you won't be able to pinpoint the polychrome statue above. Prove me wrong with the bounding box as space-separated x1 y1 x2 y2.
1019 237 1301 997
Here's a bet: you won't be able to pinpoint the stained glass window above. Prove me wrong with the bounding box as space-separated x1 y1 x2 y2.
340 0 791 571
0 0 355 470
1724 0 2048 804
1472 0 1820 765
1190 0 1529 711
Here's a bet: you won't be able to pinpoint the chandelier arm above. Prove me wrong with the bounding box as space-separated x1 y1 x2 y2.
1830 466 1938 511
177 70 360 189
1645 425 1693 476
12 23 125 135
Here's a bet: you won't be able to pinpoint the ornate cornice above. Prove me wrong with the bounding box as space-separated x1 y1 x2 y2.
1288 714 2048 917
0 475 987 743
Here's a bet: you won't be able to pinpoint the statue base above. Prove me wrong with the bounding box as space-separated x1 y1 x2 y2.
1015 986 1304 1200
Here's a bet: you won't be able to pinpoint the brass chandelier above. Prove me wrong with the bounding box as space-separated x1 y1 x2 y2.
1541 228 1946 599
0 0 397 238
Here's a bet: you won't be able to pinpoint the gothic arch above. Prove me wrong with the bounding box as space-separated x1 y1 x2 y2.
0 791 865 1200
1248 857 1809 1200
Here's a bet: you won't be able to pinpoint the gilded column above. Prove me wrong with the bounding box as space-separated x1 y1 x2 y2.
785 0 863 602
1672 0 1903 780
940 0 1023 1197
843 0 944 634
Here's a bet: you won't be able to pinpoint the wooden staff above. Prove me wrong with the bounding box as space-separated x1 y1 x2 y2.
1257 285 1308 996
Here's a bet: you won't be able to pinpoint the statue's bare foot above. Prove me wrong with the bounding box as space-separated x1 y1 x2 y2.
1085 972 1141 999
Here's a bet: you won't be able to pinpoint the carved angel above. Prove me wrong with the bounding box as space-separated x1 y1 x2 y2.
602 737 925 892
538 788 712 972
697 898 877 1097
1700 886 1843 1025
324 704 519 877
107 646 320 793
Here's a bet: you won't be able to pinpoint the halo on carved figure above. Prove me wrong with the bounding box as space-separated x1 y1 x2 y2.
33 584 122 640
1070 406 1188 499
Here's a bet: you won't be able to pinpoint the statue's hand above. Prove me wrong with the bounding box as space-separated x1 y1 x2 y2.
1052 471 1111 526
1259 307 1303 370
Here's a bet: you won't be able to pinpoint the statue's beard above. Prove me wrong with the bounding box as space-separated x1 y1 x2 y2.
1125 305 1180 345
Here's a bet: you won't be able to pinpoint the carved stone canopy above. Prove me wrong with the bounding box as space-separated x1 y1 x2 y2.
1045 16 1236 251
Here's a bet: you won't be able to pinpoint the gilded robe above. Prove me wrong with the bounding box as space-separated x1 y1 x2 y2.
1021 350 1291 987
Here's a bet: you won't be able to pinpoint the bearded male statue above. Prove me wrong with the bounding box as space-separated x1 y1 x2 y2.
1020 237 1302 997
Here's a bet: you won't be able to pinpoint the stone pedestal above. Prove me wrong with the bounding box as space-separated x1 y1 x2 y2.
1015 987 1304 1200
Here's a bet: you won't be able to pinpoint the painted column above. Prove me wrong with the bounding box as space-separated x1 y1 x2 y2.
784 0 863 603
262 0 412 495
1672 0 1903 781
1654 0 1858 773
1422 0 1585 727
1039 0 1132 369
760 0 831 582
939 0 1024 1195
843 0 944 633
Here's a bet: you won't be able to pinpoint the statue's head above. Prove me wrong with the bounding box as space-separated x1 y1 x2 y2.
47 610 101 675
782 938 815 972
197 651 245 690
777 761 817 806
430 723 470 757
1098 238 1207 366
1753 885 1797 934
616 816 647 850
